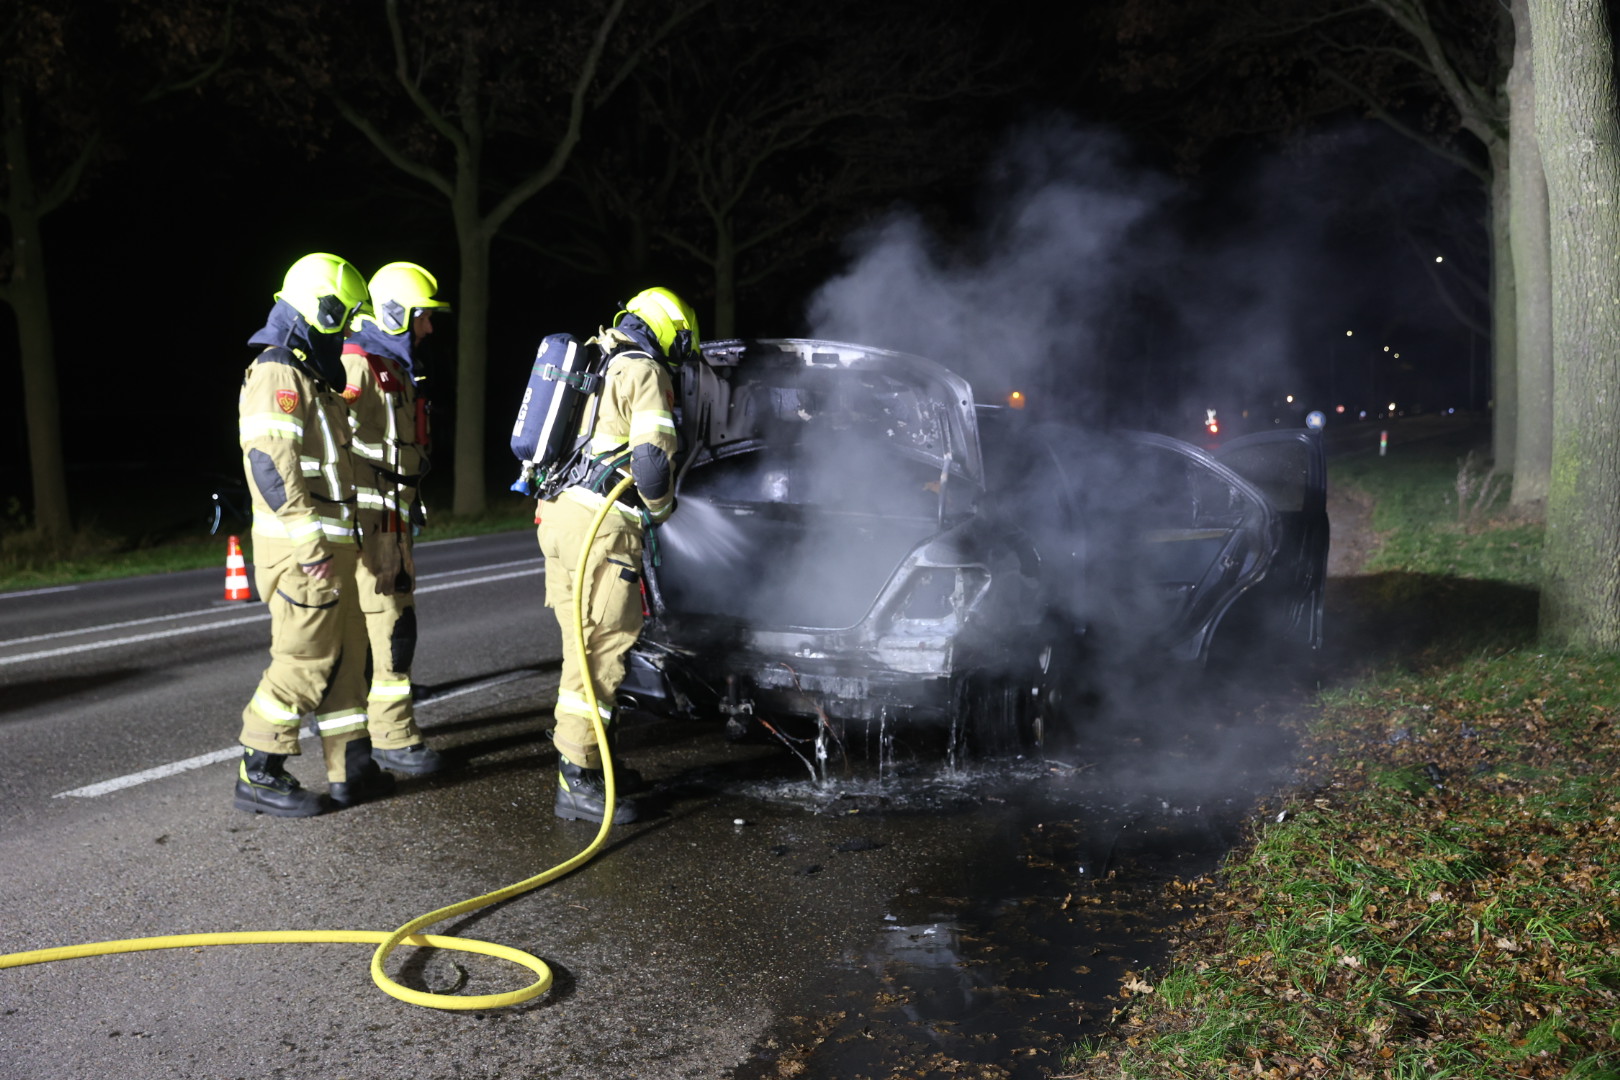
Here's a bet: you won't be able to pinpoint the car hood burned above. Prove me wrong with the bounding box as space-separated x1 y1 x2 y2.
686 339 983 488
624 338 1327 750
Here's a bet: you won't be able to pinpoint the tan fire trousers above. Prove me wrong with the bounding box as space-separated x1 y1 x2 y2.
238 543 370 781
355 533 423 751
537 497 645 770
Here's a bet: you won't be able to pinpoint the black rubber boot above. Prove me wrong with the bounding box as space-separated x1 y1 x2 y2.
555 759 638 824
601 721 646 794
233 748 325 817
371 742 444 776
328 738 397 809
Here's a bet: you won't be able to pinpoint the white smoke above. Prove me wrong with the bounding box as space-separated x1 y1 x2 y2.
803 117 1443 432
807 120 1176 413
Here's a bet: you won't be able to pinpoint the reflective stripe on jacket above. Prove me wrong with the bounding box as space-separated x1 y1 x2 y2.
239 348 357 564
556 349 677 526
341 344 426 530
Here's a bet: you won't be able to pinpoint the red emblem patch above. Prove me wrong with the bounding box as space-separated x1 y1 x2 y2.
342 383 361 403
275 389 300 414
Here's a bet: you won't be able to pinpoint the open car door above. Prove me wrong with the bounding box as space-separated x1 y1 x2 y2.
1107 432 1280 662
1001 423 1282 664
1212 430 1329 649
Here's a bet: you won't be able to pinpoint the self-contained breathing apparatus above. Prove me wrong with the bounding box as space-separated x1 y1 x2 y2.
509 333 606 501
509 330 658 512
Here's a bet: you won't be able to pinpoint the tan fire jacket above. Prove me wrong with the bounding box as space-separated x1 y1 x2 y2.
239 348 357 566
341 342 426 536
558 346 678 527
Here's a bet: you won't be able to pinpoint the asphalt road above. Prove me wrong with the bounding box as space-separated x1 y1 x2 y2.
0 532 1305 1079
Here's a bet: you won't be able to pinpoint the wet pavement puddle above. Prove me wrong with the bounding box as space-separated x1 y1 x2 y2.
721 758 1267 1080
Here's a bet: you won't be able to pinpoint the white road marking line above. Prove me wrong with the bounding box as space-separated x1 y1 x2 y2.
53 668 547 798
0 562 543 664
414 567 542 596
55 747 246 798
0 606 260 649
0 613 272 667
417 557 542 580
0 585 80 600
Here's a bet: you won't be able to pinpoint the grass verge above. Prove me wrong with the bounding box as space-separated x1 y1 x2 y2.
1065 444 1620 1079
0 491 537 593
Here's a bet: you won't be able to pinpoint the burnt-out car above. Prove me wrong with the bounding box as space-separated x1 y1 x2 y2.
618 339 1327 751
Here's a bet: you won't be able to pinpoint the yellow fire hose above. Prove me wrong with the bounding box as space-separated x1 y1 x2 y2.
0 476 636 1011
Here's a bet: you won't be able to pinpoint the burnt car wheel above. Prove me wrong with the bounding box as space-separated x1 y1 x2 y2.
954 673 1042 759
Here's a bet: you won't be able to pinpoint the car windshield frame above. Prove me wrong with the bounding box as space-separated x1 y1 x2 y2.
685 338 985 490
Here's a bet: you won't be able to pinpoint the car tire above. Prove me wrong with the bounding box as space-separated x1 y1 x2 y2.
954 673 1040 759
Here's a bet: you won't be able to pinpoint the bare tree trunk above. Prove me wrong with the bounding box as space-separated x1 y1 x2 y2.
2 77 71 542
1508 0 1554 508
1531 0 1620 647
10 209 70 542
451 205 493 517
1489 145 1518 475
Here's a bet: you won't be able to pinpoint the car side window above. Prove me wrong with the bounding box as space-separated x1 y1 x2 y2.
1217 443 1307 512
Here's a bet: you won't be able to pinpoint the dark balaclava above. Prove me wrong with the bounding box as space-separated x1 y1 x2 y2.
246 298 347 388
349 319 417 379
612 313 665 360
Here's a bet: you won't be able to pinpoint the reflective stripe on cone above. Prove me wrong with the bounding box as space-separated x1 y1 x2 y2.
225 535 252 601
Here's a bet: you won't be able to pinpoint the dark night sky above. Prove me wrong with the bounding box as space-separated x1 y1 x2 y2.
0 3 1486 530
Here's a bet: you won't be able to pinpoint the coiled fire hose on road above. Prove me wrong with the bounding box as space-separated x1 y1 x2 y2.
0 476 636 1011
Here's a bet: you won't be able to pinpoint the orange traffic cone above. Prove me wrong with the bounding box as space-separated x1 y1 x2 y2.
225 535 252 601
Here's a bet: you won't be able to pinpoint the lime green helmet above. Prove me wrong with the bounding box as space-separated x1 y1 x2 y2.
367 261 452 335
274 253 369 335
617 286 700 359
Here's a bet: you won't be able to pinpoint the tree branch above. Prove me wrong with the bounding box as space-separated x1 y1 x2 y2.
384 0 468 154
591 0 716 108
1367 0 1505 143
656 228 717 269
501 229 613 276
332 94 455 198
1418 250 1490 335
732 198 820 256
455 29 484 160
483 0 628 233
138 0 236 105
37 131 102 216
1320 65 1491 180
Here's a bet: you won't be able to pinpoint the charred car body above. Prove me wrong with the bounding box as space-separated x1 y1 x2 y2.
619 339 1327 750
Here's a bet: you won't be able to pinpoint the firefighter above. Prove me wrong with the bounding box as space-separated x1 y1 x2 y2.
341 262 449 778
235 252 392 816
537 287 696 824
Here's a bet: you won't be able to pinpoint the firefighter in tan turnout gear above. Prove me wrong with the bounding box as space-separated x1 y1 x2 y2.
234 253 395 816
537 287 696 825
340 262 448 778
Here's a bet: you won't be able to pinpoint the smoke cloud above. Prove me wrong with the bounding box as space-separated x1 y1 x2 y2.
807 120 1176 423
659 116 1468 802
806 116 1467 431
